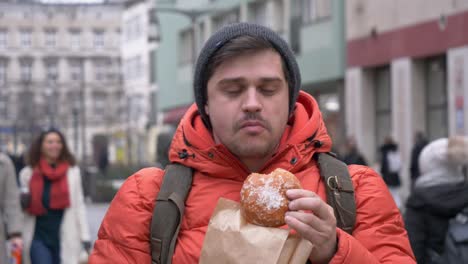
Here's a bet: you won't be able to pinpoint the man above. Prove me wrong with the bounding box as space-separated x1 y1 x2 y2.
90 23 415 263
0 152 23 263
409 131 428 190
342 136 367 166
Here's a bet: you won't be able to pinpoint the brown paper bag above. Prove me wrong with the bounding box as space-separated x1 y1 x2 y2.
199 198 313 264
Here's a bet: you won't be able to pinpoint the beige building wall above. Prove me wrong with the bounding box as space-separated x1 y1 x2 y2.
347 0 468 40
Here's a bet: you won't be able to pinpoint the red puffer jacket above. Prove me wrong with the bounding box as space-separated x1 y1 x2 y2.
89 91 415 263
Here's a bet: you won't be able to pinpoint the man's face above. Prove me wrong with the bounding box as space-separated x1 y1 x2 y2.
205 49 289 163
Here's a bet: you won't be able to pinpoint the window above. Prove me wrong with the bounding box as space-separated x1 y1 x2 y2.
69 59 83 81
302 0 332 24
45 59 58 81
212 10 239 31
272 0 285 32
149 50 156 84
93 30 104 48
0 60 7 86
248 1 267 25
178 28 194 65
125 16 142 41
0 29 7 48
94 59 108 81
375 67 391 147
20 29 32 48
124 56 142 80
0 93 8 119
426 57 448 140
70 29 81 49
290 0 302 53
94 93 106 116
20 59 33 82
45 28 56 48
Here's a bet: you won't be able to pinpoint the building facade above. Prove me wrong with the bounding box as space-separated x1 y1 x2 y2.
0 0 123 163
345 0 468 199
154 0 346 149
121 0 158 164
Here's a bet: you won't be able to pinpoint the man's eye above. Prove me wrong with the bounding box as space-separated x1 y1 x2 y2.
223 86 242 95
260 86 277 95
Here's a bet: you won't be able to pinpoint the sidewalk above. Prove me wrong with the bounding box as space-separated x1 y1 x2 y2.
86 202 110 243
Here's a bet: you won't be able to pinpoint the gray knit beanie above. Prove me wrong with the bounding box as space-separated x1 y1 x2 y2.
193 22 301 128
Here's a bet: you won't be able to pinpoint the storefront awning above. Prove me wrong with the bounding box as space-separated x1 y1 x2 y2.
163 104 192 125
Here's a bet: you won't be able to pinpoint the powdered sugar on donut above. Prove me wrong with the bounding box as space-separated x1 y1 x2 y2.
255 177 284 210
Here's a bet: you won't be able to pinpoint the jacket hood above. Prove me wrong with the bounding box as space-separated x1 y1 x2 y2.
168 91 332 181
406 183 468 217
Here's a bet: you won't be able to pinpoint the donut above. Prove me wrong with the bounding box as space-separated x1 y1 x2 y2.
240 168 302 227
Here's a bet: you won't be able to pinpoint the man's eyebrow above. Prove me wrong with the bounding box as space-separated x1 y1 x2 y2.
217 77 284 85
217 77 246 85
258 77 283 83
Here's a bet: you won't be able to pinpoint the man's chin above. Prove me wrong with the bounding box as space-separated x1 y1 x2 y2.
230 142 273 159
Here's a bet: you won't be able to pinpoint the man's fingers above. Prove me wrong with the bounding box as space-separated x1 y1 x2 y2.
285 214 323 242
288 197 334 221
286 189 317 199
285 211 322 230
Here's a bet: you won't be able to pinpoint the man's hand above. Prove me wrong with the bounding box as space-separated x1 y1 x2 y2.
9 236 23 249
285 189 337 264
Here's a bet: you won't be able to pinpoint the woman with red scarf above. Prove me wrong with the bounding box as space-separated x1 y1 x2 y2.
19 129 90 264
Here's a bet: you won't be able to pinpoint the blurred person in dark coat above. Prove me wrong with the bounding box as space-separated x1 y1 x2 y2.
379 136 402 208
405 137 468 264
0 152 23 263
409 131 428 189
342 136 367 166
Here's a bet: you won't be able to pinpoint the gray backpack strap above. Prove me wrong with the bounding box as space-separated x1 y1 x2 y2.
150 164 193 264
317 153 356 234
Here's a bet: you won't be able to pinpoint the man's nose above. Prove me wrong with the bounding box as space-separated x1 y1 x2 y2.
241 87 262 113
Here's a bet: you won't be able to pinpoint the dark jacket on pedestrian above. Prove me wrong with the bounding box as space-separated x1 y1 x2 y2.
406 183 468 264
405 138 468 264
343 148 367 166
379 142 401 187
410 137 428 186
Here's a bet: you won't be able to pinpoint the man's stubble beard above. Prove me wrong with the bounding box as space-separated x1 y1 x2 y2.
226 131 280 161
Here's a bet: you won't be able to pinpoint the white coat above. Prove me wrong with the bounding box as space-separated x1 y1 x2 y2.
19 166 90 264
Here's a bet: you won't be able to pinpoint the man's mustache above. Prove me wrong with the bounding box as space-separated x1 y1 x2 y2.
234 112 271 131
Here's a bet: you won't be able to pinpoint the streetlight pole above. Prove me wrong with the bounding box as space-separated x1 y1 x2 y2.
72 102 79 154
44 87 53 128
80 58 87 165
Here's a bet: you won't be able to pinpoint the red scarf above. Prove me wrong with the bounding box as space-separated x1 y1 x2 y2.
27 158 71 216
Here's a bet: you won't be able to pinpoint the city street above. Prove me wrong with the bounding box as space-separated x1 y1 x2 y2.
86 203 110 243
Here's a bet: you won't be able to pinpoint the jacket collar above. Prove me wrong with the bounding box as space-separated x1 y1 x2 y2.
168 91 332 181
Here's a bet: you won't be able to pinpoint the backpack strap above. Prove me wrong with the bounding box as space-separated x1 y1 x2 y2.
150 164 193 264
316 152 356 234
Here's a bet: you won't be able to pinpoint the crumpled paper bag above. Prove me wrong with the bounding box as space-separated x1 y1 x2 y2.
199 198 313 264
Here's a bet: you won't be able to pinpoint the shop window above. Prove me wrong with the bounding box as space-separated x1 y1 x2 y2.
426 56 448 140
375 66 391 147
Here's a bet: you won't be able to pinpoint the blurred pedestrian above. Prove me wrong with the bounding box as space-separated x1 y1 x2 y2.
19 129 91 264
379 136 402 208
342 137 367 166
405 137 468 264
0 152 23 264
409 131 428 190
156 125 176 168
